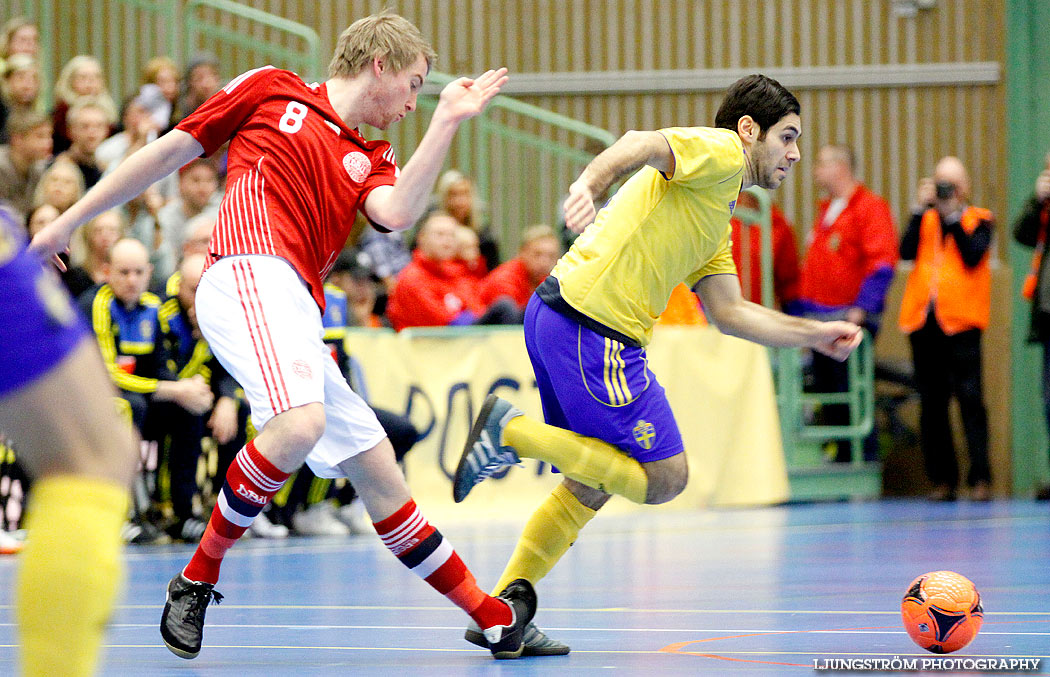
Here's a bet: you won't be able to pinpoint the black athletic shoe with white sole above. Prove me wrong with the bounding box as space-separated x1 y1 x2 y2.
160 573 223 659
465 618 571 656
478 578 538 659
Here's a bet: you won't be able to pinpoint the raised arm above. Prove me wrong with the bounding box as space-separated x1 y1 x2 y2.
30 129 204 265
562 130 674 234
364 68 508 232
696 273 862 361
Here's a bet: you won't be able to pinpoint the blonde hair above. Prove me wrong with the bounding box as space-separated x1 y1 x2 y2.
328 11 436 79
33 157 85 213
142 56 178 86
54 55 117 121
69 209 126 267
435 169 483 230
0 17 35 59
67 97 117 127
520 224 557 248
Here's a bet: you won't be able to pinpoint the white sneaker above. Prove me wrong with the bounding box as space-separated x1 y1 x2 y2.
248 511 289 539
335 500 373 534
292 502 351 537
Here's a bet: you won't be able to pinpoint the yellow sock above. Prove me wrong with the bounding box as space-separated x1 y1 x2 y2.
17 475 128 677
493 483 597 593
504 416 648 503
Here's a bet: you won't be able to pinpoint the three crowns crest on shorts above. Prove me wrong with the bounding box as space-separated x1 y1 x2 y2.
633 420 656 450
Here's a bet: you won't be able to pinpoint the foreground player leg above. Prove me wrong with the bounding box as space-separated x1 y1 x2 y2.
161 404 319 659
3 339 138 677
454 394 656 503
339 440 535 658
462 478 601 656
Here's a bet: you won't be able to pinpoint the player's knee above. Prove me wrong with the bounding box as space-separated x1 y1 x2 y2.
643 455 688 505
273 404 327 453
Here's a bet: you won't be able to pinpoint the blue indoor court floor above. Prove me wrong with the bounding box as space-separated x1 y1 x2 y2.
2 499 1048 675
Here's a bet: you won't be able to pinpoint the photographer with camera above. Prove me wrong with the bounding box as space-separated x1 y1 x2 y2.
898 156 994 502
1013 151 1050 499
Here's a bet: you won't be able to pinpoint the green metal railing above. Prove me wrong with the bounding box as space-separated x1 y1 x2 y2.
183 0 322 82
415 72 616 250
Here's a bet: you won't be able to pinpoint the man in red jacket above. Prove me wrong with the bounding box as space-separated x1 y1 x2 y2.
389 212 524 329
479 225 561 309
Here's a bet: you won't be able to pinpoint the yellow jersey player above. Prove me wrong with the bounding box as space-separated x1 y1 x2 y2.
453 74 862 654
0 205 138 676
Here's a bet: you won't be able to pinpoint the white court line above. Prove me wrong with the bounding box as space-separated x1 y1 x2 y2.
97 624 1050 636
0 644 1047 659
3 622 1046 637
2 604 1048 616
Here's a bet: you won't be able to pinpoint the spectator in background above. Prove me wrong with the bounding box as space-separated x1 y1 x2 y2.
152 157 220 284
25 202 60 237
96 93 162 173
68 209 125 291
26 203 93 298
1 54 43 143
388 212 521 330
1013 151 1050 499
33 156 84 213
179 213 215 260
0 109 52 220
57 99 114 189
141 56 180 131
79 238 214 542
51 55 118 155
436 169 500 270
357 225 412 293
388 212 485 329
899 157 993 502
157 253 229 542
455 224 487 279
797 145 898 462
730 191 800 308
175 52 221 122
328 249 385 327
480 224 561 309
0 17 38 70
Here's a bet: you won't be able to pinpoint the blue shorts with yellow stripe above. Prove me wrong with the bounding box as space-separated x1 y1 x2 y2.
523 293 683 464
0 209 86 398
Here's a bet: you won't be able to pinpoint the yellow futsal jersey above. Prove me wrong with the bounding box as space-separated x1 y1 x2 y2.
541 126 744 346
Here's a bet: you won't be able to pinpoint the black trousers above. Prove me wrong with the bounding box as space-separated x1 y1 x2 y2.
908 319 990 488
120 391 207 519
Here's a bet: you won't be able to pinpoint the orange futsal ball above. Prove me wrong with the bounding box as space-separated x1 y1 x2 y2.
900 571 983 653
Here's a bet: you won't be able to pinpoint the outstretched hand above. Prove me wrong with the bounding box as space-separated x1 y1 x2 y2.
563 180 597 234
812 320 863 362
436 68 509 123
29 221 73 271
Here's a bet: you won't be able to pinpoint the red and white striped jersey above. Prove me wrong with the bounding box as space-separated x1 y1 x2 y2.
176 66 398 310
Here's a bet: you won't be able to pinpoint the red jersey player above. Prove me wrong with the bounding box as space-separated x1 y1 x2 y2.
32 11 538 662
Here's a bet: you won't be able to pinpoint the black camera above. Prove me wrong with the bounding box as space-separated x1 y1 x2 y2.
935 181 956 200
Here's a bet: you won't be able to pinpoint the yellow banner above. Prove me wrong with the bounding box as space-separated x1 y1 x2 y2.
345 325 787 522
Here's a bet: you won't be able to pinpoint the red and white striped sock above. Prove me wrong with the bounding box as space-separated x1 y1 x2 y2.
374 499 511 630
183 440 289 584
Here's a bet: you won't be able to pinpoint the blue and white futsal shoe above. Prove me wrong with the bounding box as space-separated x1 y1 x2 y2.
453 394 524 503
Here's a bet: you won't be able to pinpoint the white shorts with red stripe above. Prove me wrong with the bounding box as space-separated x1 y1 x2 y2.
196 254 386 478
